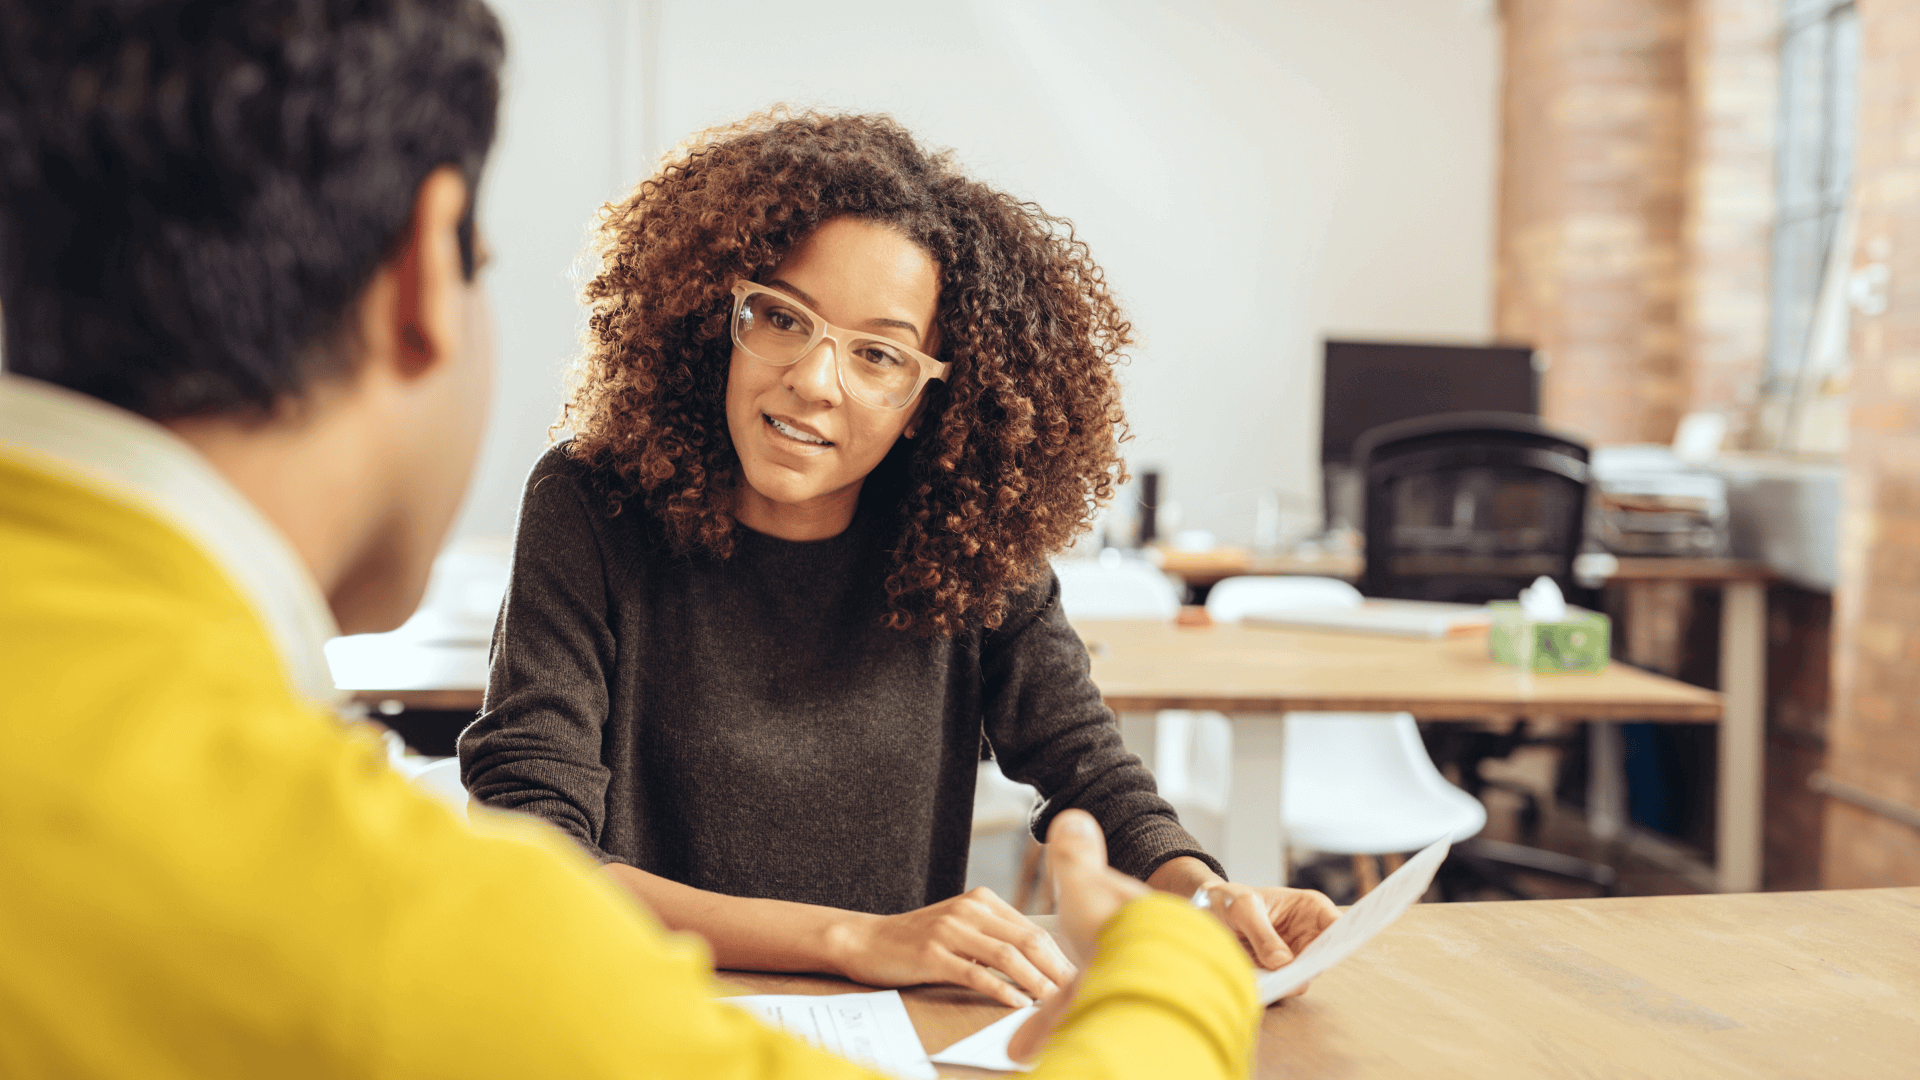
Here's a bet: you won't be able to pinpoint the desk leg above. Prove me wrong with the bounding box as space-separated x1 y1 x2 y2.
1717 580 1766 893
1224 714 1288 887
1588 722 1626 842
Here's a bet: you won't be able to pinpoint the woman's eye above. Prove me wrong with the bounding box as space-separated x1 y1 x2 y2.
766 308 803 333
858 344 907 369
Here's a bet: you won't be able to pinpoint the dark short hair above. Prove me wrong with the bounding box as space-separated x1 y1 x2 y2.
0 0 505 419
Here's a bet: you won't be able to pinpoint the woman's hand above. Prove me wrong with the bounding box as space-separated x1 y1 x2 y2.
825 886 1078 1009
1191 881 1339 982
1146 856 1339 983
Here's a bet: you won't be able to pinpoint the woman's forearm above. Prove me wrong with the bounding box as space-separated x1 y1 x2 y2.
601 862 868 975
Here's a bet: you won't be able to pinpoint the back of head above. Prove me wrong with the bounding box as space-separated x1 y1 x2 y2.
0 0 505 420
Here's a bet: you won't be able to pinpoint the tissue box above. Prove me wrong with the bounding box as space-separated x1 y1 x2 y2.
1488 603 1611 673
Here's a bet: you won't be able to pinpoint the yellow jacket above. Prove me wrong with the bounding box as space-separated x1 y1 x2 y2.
0 375 1258 1079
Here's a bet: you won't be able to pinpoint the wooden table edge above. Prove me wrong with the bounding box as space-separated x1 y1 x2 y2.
1098 693 1722 722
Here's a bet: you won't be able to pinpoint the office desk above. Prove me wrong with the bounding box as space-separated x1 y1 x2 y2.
1074 620 1727 891
718 887 1920 1079
1147 553 1773 893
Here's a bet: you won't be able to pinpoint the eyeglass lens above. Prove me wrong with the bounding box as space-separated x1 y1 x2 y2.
735 290 922 409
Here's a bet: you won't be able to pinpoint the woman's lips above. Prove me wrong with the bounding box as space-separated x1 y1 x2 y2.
764 413 833 447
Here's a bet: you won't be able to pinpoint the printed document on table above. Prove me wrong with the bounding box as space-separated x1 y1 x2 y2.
725 989 936 1079
1258 836 1450 1004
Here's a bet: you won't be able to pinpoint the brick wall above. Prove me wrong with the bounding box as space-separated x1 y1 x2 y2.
1496 0 1690 445
1823 0 1920 888
1498 0 1776 447
1681 0 1778 449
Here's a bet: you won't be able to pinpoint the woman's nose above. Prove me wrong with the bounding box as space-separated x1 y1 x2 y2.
784 338 842 404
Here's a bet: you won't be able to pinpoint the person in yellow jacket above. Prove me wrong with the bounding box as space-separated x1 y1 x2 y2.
0 1 1323 1076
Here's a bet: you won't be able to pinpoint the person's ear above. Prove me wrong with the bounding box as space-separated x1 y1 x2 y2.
386 166 472 379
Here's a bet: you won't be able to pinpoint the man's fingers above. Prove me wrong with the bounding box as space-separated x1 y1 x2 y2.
1007 977 1079 1063
1044 809 1108 877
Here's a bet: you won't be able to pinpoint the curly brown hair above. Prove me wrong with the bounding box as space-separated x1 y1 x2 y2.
559 110 1132 636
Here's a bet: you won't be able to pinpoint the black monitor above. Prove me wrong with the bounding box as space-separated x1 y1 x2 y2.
1319 339 1540 531
1320 339 1541 465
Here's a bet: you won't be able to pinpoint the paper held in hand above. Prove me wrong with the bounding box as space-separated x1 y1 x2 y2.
1258 835 1450 1004
931 837 1455 1073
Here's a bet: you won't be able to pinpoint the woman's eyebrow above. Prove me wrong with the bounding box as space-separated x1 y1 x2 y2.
767 277 923 343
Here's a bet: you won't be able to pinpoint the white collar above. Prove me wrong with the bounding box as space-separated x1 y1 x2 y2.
0 373 344 708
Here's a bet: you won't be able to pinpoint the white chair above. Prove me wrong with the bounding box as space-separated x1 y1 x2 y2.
1194 575 1485 895
1283 712 1486 887
1206 575 1364 622
407 757 470 822
1051 552 1182 621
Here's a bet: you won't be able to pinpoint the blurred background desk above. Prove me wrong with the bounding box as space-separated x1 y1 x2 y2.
1152 550 1772 893
1075 620 1727 891
720 887 1920 1078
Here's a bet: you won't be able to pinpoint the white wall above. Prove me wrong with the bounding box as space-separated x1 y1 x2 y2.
457 0 1499 546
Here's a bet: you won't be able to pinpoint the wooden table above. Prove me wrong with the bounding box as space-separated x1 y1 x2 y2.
1148 551 1773 894
717 888 1920 1078
1075 619 1725 891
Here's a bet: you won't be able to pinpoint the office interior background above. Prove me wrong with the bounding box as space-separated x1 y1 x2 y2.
259 0 1920 892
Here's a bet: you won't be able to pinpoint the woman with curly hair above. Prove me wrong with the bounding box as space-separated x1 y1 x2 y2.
459 111 1336 1007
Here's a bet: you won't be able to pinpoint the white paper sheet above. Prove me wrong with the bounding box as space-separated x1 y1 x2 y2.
1257 836 1450 1004
726 990 936 1079
924 839 1452 1073
928 1004 1038 1073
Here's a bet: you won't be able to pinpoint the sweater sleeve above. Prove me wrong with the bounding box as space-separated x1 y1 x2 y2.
979 571 1225 882
458 450 623 863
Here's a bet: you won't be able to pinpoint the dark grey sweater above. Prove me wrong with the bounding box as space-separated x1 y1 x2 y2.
459 447 1218 916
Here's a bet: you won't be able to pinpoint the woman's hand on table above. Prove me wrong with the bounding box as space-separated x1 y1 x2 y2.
1148 856 1340 987
824 886 1077 1009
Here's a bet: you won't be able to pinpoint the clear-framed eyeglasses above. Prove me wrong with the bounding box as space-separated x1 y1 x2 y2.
729 282 950 411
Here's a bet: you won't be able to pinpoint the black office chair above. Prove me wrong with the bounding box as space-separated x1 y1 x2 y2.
1356 410 1589 604
1354 411 1616 899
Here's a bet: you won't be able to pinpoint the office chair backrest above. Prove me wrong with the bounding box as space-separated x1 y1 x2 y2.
1051 556 1182 620
1205 576 1363 623
1355 411 1590 604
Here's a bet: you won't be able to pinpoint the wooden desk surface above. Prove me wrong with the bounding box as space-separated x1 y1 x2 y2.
720 888 1920 1079
1077 619 1721 722
1153 548 1773 589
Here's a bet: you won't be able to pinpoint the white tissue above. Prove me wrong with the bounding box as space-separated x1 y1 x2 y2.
1518 575 1567 623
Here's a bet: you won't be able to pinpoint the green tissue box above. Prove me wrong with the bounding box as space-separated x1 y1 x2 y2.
1488 603 1611 674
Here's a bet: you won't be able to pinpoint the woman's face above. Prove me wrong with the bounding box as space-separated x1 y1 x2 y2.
726 217 940 538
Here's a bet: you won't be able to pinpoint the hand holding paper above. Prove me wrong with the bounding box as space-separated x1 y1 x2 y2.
1256 837 1450 1004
